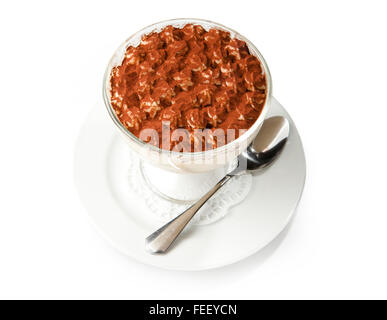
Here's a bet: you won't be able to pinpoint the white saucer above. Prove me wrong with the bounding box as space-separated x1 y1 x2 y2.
74 98 306 271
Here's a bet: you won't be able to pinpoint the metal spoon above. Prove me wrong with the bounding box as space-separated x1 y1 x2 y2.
145 116 290 254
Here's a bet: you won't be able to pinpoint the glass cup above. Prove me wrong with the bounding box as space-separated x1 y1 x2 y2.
103 18 272 201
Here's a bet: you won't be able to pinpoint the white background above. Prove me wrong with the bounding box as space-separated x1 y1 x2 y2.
0 0 386 299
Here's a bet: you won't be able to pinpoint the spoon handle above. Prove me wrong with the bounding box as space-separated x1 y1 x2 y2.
145 174 232 253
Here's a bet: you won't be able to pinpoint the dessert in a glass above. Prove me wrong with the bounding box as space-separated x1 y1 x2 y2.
103 19 272 201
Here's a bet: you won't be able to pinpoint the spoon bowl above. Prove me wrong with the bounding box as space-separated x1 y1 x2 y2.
231 116 289 175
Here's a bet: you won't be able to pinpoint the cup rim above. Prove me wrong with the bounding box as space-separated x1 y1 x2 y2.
103 18 272 157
